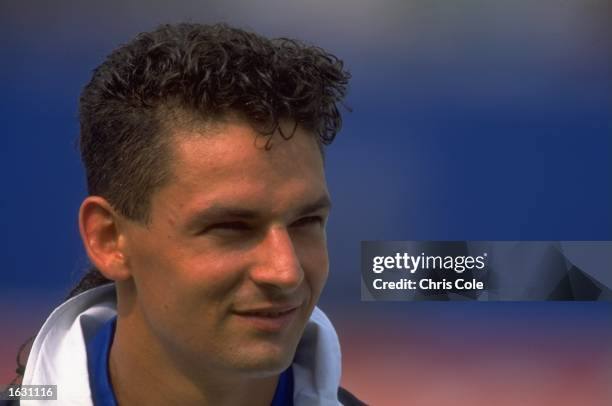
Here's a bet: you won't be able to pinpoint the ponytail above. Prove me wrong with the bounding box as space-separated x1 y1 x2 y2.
66 266 113 299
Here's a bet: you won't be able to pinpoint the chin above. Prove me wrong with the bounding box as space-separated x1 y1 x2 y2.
230 340 297 377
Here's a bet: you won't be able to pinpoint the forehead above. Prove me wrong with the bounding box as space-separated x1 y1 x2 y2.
177 121 320 170
150 120 327 220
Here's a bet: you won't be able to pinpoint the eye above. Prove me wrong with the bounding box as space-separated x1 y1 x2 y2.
291 216 324 228
203 222 251 233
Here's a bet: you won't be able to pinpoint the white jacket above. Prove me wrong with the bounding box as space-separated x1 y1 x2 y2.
22 284 343 405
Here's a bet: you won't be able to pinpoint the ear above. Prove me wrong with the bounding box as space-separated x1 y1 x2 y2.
79 196 131 281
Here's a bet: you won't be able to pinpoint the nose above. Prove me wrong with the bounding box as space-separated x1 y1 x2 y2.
249 225 304 292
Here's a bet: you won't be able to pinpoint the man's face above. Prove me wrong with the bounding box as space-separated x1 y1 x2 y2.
119 120 330 378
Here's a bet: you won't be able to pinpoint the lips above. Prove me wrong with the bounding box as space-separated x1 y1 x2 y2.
233 305 300 332
236 305 299 317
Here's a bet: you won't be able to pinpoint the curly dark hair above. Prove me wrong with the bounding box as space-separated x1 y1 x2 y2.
80 22 350 223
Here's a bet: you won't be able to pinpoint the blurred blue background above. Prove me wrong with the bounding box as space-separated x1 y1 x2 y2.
1 1 611 403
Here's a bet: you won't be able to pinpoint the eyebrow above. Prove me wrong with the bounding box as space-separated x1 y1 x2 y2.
184 195 332 230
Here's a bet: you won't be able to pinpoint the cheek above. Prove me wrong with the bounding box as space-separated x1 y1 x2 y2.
297 236 329 297
178 252 247 301
127 236 245 317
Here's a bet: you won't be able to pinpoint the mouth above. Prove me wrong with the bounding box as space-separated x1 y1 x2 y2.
233 305 300 332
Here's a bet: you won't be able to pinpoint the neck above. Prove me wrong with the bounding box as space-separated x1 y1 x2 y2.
109 315 280 406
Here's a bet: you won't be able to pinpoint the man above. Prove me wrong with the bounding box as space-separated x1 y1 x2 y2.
16 23 363 405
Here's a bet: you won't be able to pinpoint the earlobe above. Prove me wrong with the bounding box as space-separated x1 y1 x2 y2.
79 196 131 281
